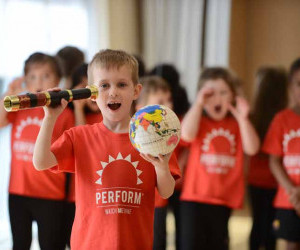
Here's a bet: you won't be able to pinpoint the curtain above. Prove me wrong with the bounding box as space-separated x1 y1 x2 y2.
204 0 232 67
142 0 205 101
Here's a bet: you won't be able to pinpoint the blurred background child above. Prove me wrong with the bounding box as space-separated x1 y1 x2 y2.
180 67 260 250
136 75 173 250
0 52 74 250
248 67 288 250
263 58 300 250
149 64 190 250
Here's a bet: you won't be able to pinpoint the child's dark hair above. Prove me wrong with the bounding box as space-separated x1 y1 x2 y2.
71 63 88 89
149 64 190 116
149 64 180 89
198 67 237 97
251 67 288 140
24 52 62 78
289 58 300 83
56 46 85 77
68 63 95 114
134 55 146 77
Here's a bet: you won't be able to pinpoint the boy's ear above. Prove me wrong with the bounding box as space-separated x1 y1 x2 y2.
133 83 142 100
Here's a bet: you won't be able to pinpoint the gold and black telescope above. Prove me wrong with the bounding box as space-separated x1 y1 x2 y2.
3 85 98 112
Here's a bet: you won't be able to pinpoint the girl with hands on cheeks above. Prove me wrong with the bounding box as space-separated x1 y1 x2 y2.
180 67 259 250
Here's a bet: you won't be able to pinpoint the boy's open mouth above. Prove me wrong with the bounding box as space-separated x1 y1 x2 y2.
108 102 121 111
214 105 222 113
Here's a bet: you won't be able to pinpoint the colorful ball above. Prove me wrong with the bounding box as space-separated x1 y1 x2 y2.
129 105 181 156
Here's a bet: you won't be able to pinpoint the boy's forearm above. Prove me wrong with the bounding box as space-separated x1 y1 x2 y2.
156 167 175 199
33 116 58 170
74 108 87 126
270 155 294 193
238 118 260 155
181 103 203 142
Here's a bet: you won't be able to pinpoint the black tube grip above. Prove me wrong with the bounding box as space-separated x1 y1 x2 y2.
49 90 71 107
72 88 92 100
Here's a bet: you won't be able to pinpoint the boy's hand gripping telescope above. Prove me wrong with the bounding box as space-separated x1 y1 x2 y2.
3 85 98 112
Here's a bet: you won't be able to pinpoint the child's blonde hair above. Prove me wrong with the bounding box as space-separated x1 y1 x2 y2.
198 67 237 97
137 76 170 106
88 49 139 84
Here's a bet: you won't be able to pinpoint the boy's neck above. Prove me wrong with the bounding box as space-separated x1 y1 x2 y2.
292 104 300 115
102 116 131 133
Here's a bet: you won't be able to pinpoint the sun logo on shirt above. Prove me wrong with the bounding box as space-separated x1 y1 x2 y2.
15 117 42 139
283 129 300 152
202 128 236 154
95 153 143 186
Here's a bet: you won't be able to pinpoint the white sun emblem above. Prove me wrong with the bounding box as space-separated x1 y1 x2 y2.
95 153 143 185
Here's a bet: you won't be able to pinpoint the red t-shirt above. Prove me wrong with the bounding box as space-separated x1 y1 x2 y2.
248 152 277 189
51 122 180 250
262 109 300 209
180 116 244 209
8 108 74 200
67 112 103 202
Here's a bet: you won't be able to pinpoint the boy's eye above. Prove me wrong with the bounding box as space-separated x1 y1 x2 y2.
100 83 109 89
118 82 127 88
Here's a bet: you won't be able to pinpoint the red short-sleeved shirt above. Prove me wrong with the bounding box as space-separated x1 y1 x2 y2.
7 108 74 200
262 109 300 209
51 122 180 250
180 116 244 209
67 112 103 202
248 152 277 189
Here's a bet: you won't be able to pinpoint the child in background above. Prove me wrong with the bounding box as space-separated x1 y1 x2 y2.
33 49 181 250
0 52 74 250
149 64 191 250
62 63 102 248
180 67 260 250
135 75 173 250
263 58 300 250
248 67 288 250
56 46 85 89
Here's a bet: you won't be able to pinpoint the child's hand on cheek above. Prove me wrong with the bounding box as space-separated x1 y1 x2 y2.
228 96 250 121
140 153 171 171
196 87 214 107
6 77 26 95
43 88 68 119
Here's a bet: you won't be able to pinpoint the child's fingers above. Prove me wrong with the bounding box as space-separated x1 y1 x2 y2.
47 87 61 92
61 99 68 107
140 153 153 162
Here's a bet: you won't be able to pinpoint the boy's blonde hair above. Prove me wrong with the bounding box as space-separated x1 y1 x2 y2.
137 76 171 106
88 49 139 84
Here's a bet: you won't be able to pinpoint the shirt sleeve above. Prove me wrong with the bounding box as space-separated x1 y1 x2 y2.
51 129 75 173
262 114 283 156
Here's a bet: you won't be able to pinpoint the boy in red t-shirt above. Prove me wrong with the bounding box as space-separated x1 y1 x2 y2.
263 58 300 250
180 67 260 250
0 52 74 250
33 49 181 250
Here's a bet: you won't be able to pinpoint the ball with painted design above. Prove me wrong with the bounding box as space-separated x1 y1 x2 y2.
129 105 181 156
